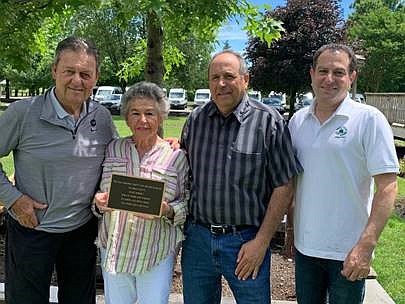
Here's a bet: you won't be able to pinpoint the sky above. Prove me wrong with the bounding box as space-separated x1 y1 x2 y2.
216 0 354 53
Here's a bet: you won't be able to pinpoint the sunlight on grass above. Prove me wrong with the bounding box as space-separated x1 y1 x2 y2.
112 114 186 138
397 175 405 197
372 214 405 303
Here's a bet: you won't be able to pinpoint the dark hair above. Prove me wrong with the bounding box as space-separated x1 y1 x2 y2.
313 44 357 73
121 81 169 120
54 36 100 72
208 49 248 76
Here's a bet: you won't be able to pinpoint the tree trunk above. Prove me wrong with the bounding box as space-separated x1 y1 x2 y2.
288 88 297 120
5 79 10 100
145 9 164 86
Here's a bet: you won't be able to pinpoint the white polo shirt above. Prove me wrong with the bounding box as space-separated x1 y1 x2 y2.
289 95 399 261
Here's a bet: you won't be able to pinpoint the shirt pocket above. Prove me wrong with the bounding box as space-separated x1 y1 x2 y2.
229 148 264 187
151 166 178 202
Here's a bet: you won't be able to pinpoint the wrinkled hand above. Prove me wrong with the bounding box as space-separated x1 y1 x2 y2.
341 243 373 281
161 201 173 218
235 238 268 280
165 137 180 150
11 195 47 228
94 192 112 213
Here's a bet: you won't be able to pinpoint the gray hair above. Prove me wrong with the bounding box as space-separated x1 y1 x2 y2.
54 36 100 72
121 81 169 120
208 49 249 76
313 43 357 73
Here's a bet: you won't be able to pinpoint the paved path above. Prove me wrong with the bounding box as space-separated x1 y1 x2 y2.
94 279 395 304
0 278 396 303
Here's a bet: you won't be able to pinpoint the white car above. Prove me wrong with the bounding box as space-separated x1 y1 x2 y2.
100 94 122 114
193 89 211 107
95 86 123 102
169 88 187 109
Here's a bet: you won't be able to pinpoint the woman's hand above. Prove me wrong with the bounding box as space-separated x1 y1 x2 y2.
94 192 113 213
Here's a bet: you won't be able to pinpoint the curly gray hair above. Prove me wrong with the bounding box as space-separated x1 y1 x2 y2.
121 81 169 121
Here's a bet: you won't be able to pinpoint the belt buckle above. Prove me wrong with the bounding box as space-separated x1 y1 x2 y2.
210 224 225 234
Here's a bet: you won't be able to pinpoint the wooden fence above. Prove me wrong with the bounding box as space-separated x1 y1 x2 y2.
366 93 405 125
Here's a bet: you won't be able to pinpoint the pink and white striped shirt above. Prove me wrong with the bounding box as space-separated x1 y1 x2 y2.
97 137 189 274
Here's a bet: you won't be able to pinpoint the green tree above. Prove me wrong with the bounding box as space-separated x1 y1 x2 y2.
0 0 99 69
69 3 145 91
114 0 284 85
165 37 214 93
348 0 405 92
246 0 345 116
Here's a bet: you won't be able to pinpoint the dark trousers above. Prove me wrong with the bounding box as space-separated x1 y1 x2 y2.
295 249 365 304
5 216 98 304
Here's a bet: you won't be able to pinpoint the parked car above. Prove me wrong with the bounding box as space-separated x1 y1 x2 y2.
295 92 314 111
168 88 187 109
100 94 122 115
350 93 366 103
262 96 285 115
193 89 211 107
248 90 262 102
95 86 123 102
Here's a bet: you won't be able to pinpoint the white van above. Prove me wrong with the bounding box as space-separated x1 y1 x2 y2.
248 90 262 102
193 89 211 107
168 88 187 109
95 86 123 102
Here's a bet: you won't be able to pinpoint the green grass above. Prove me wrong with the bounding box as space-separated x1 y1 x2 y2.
372 213 405 303
398 174 405 196
112 114 187 138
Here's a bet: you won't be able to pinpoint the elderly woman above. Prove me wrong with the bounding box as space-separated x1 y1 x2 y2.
93 81 188 304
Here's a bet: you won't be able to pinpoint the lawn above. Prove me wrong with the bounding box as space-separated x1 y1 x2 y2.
374 176 405 304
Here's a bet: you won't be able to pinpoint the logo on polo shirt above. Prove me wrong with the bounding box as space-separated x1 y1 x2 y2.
335 126 348 138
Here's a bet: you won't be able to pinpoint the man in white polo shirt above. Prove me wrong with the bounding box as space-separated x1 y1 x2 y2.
288 44 399 303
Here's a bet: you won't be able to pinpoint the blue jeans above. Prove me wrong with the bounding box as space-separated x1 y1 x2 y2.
181 221 271 304
295 249 365 304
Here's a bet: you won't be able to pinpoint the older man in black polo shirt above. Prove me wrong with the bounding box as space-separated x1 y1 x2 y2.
180 50 302 303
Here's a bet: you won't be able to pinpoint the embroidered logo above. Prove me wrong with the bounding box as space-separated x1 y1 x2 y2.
90 119 97 132
335 126 347 138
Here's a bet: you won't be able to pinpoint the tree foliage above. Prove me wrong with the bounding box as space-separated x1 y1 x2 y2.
245 0 345 115
69 2 145 90
0 0 99 69
348 0 405 92
0 0 284 94
113 0 284 85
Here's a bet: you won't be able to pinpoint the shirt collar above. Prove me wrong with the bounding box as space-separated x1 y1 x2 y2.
207 94 249 123
50 87 87 120
306 92 352 120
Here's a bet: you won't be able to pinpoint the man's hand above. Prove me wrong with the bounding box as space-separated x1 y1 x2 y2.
11 195 47 228
164 137 180 150
235 237 267 280
94 192 112 213
341 242 373 281
161 201 174 219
